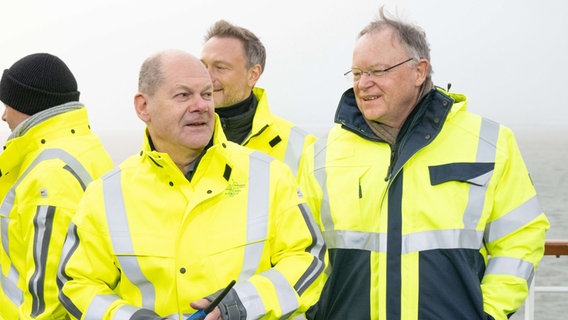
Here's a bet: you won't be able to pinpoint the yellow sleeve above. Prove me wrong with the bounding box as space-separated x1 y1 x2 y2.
481 128 550 319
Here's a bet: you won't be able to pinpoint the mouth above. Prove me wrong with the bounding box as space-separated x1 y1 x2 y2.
362 95 379 101
185 120 207 127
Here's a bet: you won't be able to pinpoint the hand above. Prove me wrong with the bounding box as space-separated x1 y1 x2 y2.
190 298 222 320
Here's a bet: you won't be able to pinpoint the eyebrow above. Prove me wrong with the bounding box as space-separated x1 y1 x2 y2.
173 82 212 93
353 61 388 70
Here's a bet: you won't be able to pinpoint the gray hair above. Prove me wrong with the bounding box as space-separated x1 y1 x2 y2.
359 7 433 82
138 52 164 96
204 19 266 72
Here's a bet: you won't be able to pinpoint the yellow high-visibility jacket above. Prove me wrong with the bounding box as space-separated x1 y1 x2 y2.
237 87 316 178
0 104 113 320
58 117 326 320
298 88 549 320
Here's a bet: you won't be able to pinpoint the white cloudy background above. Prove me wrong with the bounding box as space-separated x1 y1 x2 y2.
1 0 567 159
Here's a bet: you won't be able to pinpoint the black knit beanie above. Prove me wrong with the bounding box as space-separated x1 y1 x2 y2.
0 53 80 115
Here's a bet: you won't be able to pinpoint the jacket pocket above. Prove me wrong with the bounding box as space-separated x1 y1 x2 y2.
429 162 494 187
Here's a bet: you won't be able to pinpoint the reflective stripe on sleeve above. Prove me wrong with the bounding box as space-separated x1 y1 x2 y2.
0 262 22 305
294 203 325 295
283 126 309 176
233 281 266 319
111 304 140 320
84 294 121 320
29 205 56 317
57 223 81 318
261 269 299 319
484 195 543 243
484 256 535 284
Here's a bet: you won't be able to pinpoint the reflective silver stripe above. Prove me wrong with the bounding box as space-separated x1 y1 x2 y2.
312 138 333 232
103 169 156 310
0 148 92 307
104 169 133 254
485 256 534 284
233 281 266 319
261 269 299 318
30 205 55 316
0 217 21 306
84 294 120 320
1 217 9 256
462 119 499 229
57 223 78 287
238 151 270 282
484 195 542 243
0 264 22 305
402 229 483 253
323 230 387 252
1 148 92 252
294 203 325 295
112 304 140 320
283 126 308 176
324 229 484 253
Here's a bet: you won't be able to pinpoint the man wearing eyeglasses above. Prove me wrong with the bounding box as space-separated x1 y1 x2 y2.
298 7 549 320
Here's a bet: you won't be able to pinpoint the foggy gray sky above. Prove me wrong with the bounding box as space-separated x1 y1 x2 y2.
1 0 567 143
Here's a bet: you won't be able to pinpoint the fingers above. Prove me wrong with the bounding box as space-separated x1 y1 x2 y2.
190 298 211 310
204 307 221 320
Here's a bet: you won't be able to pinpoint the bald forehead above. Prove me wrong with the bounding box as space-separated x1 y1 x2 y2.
160 50 208 76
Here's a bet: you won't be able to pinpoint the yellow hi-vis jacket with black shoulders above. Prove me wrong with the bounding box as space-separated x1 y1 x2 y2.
238 87 317 178
0 104 114 320
58 117 326 320
298 88 550 320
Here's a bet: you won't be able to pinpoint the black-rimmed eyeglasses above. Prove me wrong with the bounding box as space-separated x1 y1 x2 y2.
344 58 414 82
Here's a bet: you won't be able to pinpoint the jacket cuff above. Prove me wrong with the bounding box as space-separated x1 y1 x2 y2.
131 308 164 319
207 288 246 320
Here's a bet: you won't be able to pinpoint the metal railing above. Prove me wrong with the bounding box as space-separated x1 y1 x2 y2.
523 240 568 320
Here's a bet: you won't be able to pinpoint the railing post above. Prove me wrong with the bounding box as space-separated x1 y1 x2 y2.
521 239 568 319
525 276 535 320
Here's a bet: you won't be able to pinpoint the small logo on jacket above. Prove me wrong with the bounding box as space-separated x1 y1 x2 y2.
225 179 245 197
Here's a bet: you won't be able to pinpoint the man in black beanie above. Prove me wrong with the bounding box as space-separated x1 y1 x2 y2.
0 53 114 319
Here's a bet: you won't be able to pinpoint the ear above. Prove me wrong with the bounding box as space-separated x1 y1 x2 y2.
247 64 262 87
134 93 150 122
414 58 430 87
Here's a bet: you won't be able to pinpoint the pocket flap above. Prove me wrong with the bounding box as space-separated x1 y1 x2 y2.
429 162 494 186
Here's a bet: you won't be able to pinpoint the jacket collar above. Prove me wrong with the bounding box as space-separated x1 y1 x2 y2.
334 87 455 144
9 102 84 140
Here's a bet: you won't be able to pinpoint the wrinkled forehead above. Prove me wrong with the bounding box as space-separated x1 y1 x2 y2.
353 28 407 63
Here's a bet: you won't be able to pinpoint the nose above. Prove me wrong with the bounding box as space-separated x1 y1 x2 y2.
189 96 212 112
357 72 374 89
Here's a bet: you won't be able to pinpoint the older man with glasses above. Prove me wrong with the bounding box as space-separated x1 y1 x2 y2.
298 7 549 320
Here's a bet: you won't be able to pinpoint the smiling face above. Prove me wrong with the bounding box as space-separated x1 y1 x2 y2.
352 27 427 128
135 51 215 166
201 36 260 108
